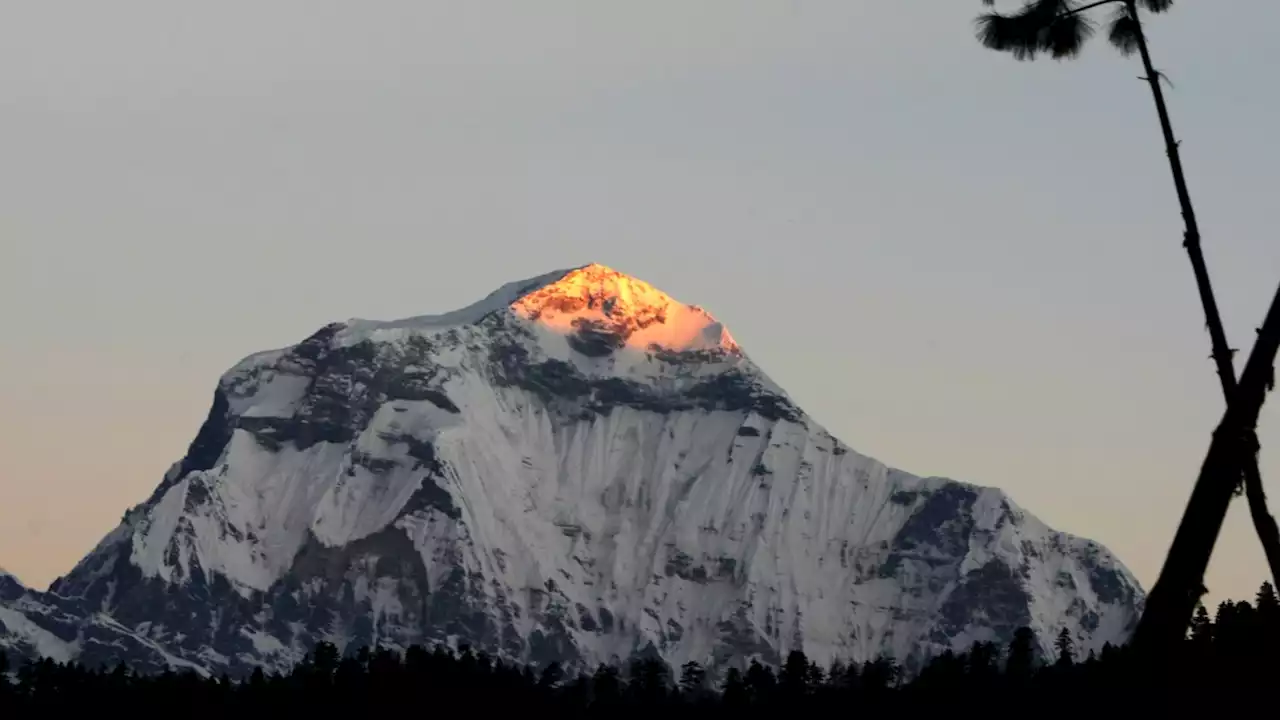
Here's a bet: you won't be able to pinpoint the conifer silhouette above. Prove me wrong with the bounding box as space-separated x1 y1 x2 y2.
975 0 1280 640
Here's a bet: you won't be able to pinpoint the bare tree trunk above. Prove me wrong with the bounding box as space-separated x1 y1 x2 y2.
1132 281 1280 655
1128 2 1280 589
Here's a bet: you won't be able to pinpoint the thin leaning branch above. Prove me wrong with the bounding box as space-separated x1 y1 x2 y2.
1125 4 1280 591
1062 0 1126 16
975 0 1280 592
979 0 1121 10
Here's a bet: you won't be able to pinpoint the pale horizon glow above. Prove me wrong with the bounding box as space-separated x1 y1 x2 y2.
1 1 1278 610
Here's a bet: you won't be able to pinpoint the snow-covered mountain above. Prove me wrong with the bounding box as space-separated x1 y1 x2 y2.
0 263 1143 676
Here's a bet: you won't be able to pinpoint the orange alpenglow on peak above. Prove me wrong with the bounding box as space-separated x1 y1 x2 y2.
510 263 740 354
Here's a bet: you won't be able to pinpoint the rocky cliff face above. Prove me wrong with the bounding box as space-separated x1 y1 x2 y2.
1 264 1143 676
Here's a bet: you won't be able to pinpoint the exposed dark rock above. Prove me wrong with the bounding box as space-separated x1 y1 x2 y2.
588 377 664 412
931 560 1033 645
566 318 626 357
686 371 801 422
176 389 234 480
349 450 399 475
503 359 593 403
576 604 599 632
664 550 711 584
400 474 460 520
650 345 733 365
895 485 979 557
889 490 918 506
1088 563 1137 606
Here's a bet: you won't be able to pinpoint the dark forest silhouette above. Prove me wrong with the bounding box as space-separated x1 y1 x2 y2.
4 581 1279 714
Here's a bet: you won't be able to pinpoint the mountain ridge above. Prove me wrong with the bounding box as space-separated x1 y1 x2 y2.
2 263 1144 677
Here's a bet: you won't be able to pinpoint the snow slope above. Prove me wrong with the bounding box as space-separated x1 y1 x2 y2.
2 263 1143 676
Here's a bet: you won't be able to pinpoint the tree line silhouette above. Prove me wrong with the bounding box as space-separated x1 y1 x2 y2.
4 581 1278 715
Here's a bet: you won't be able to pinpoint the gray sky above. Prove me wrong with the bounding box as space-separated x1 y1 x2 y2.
1 1 1277 606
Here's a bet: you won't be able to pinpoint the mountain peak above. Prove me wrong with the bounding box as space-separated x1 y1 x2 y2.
517 263 677 310
510 263 740 355
6 263 1145 678
337 263 739 356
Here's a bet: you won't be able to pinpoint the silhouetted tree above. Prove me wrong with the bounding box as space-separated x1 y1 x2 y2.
779 649 811 698
833 657 860 693
560 672 592 711
967 641 1001 683
975 0 1280 625
590 663 623 708
1006 626 1037 682
678 660 706 697
6 587 1280 713
1054 628 1075 667
743 658 776 703
539 660 564 691
721 667 748 708
0 649 9 706
312 641 339 679
1256 582 1280 618
861 656 899 693
626 656 670 706
913 649 965 695
1189 604 1213 651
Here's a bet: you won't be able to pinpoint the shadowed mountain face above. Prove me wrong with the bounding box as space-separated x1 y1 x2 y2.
1 264 1143 677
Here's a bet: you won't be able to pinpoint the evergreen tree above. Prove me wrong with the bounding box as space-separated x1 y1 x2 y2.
519 664 537 695
1256 582 1280 662
779 649 811 697
836 658 860 692
743 658 776 702
1006 627 1037 681
804 659 825 692
678 661 706 696
333 655 363 695
861 657 899 692
538 661 564 690
1054 628 1075 667
1189 604 1213 649
626 657 670 706
560 673 592 710
590 663 623 708
404 644 430 677
1255 581 1280 618
825 660 847 689
0 649 9 704
967 641 1000 682
355 645 373 671
721 667 748 708
311 641 339 680
914 650 964 693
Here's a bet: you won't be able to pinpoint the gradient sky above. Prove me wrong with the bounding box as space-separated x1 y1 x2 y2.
1 1 1277 607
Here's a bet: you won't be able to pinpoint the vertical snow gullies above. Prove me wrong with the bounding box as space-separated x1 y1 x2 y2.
3 264 1144 677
